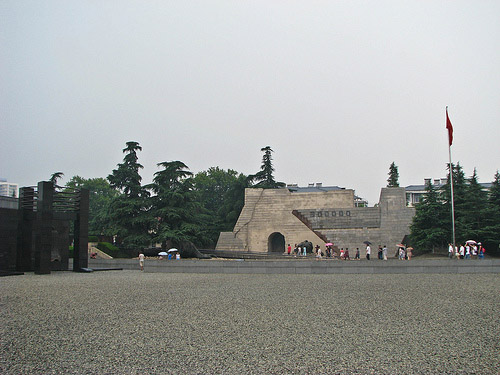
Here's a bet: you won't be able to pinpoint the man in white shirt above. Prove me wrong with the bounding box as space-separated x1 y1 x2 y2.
139 252 145 271
448 244 454 259
366 245 371 260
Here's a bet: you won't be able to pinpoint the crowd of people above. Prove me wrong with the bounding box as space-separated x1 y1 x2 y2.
287 241 487 261
286 243 410 260
448 242 486 260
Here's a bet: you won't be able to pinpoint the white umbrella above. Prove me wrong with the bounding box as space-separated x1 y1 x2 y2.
465 240 477 245
168 248 178 253
158 251 168 256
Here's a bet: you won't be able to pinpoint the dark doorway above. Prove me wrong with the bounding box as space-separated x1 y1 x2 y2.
268 232 285 253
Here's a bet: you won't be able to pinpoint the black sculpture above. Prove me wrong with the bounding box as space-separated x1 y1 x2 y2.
297 240 313 253
17 181 89 274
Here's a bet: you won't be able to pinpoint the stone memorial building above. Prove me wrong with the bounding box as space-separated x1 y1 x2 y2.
216 185 415 253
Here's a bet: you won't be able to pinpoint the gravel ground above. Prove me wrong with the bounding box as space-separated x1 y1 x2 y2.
1 271 499 374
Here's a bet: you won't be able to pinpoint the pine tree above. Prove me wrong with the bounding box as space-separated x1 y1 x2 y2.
148 161 207 248
410 180 448 252
489 170 500 204
387 162 399 187
107 141 150 252
250 146 285 189
49 172 64 186
108 141 145 197
481 171 500 254
462 168 488 240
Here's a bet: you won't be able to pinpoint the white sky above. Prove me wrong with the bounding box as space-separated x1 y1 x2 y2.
1 1 499 205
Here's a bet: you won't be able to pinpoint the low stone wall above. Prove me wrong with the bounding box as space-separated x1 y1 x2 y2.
83 258 500 274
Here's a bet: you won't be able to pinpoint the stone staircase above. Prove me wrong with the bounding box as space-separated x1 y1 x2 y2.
292 210 328 242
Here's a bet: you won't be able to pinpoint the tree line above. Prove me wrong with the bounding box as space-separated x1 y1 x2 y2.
55 144 498 256
410 163 500 255
59 142 284 253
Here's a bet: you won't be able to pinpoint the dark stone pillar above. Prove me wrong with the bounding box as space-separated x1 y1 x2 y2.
17 187 35 272
0 207 19 272
73 188 89 271
35 182 53 274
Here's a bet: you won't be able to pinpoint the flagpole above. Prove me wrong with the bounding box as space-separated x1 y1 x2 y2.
447 106 456 247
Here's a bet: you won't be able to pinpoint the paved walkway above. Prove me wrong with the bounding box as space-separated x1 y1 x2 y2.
86 258 500 274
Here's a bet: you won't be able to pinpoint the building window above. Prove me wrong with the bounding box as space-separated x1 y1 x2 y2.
339 211 343 217
324 211 329 217
346 211 351 216
317 211 322 217
331 211 336 217
310 212 315 217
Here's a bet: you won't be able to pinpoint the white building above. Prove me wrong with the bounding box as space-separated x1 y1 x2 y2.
405 178 492 207
0 179 19 198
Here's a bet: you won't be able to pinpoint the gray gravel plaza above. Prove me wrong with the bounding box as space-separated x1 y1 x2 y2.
1 270 499 374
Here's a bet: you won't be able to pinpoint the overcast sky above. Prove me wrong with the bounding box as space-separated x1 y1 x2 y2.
2 1 499 205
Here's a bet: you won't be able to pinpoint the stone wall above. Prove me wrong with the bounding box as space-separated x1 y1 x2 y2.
218 188 353 252
216 187 415 254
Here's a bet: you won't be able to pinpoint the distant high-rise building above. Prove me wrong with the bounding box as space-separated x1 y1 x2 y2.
0 179 19 198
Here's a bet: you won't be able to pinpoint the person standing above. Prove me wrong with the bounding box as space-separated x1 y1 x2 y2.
287 244 292 255
139 251 145 271
406 247 412 260
448 244 454 259
366 245 371 260
478 244 485 259
344 248 350 260
398 247 405 260
378 246 383 260
316 246 322 260
382 246 388 261
355 248 360 260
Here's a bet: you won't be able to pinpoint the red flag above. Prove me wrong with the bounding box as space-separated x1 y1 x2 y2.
446 107 453 146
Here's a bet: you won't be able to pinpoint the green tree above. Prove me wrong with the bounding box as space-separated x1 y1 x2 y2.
250 146 285 189
49 172 64 186
481 171 500 255
462 168 488 240
108 141 144 197
387 162 399 187
218 173 250 228
410 179 448 252
193 167 238 214
193 167 249 246
440 162 468 244
65 176 118 236
107 141 150 252
148 161 208 248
